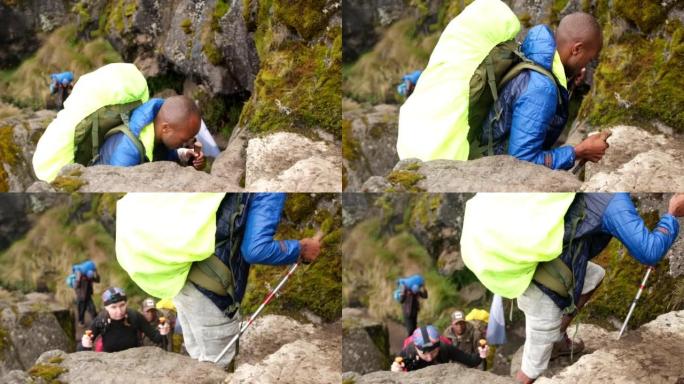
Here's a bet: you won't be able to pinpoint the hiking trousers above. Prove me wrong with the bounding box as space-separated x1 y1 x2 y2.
517 261 605 379
77 297 97 324
173 281 241 368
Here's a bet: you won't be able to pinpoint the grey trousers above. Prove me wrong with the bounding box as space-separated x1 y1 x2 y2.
173 281 241 368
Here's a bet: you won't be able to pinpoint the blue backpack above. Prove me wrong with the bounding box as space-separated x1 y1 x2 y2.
393 274 425 301
68 260 97 288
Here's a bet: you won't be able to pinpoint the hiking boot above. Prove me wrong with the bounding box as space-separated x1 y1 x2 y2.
550 333 584 359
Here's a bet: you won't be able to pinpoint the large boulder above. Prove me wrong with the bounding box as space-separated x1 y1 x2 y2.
0 292 71 376
582 126 684 192
245 132 341 192
342 0 407 62
343 103 399 191
361 157 582 192
342 308 390 375
355 362 515 384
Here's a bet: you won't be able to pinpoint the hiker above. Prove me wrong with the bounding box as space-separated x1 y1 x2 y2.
442 310 482 355
33 64 205 183
391 325 482 372
140 297 173 351
74 264 99 327
49 71 74 110
461 193 684 384
397 70 422 98
479 13 609 169
396 274 428 336
96 95 204 169
80 287 170 353
397 0 610 169
116 193 322 370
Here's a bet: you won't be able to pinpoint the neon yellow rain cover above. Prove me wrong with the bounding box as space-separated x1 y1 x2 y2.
460 193 576 298
32 63 150 182
116 193 226 299
397 0 520 161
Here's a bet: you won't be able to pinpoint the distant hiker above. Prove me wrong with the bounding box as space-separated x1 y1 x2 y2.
391 325 482 372
116 193 322 370
442 310 483 355
398 0 610 170
397 70 422 98
140 297 173 351
73 260 99 326
33 64 205 183
395 274 428 336
49 71 74 110
461 193 684 383
80 287 170 353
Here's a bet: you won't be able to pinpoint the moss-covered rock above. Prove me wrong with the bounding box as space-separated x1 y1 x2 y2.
28 363 67 383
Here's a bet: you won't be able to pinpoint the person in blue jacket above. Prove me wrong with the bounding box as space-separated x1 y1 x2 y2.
96 95 206 170
516 193 684 384
173 193 322 370
482 12 609 170
49 71 74 110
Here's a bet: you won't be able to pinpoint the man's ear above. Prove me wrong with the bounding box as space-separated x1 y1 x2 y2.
571 41 584 56
160 121 170 134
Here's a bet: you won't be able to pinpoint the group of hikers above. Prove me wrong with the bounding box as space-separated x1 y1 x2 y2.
34 64 221 184
387 192 684 383
396 0 611 173
67 193 322 373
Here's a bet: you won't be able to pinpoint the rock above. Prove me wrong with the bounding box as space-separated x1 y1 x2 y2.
232 315 342 384
0 109 56 192
0 194 30 251
211 126 249 187
0 293 70 374
343 104 399 191
355 362 515 384
0 370 32 384
342 308 390 374
342 0 407 62
582 126 684 192
245 133 341 192
50 162 241 192
33 347 228 384
361 157 582 192
341 193 380 227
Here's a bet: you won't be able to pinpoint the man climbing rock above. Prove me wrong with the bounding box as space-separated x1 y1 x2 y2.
140 297 173 351
115 193 322 370
462 193 684 383
397 274 428 336
391 325 482 372
442 310 482 355
80 287 170 353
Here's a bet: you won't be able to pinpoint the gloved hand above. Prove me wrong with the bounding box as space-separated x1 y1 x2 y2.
390 361 404 372
177 148 194 164
159 322 171 336
81 333 93 349
478 344 489 359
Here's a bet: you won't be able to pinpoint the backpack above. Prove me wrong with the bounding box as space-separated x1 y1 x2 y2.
66 273 76 289
394 274 424 301
72 260 97 275
116 193 248 304
33 63 151 182
460 193 579 301
397 0 561 162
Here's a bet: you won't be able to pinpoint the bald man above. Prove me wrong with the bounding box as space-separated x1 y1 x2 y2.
479 12 609 170
97 95 205 169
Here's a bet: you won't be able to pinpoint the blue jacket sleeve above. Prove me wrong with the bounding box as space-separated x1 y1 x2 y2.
240 193 301 265
601 193 680 266
98 133 143 166
507 73 575 170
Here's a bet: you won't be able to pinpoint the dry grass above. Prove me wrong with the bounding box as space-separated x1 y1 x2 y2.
0 24 122 109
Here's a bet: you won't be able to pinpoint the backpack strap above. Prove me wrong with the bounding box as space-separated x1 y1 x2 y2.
499 61 562 105
102 125 148 164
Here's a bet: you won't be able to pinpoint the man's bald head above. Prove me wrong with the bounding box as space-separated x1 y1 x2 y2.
556 12 603 78
154 95 201 149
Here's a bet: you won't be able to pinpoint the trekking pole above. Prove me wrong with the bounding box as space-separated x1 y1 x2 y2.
617 266 655 340
213 262 300 363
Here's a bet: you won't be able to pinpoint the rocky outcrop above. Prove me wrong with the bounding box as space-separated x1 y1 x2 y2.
245 132 341 192
0 291 71 377
343 103 399 191
354 362 515 384
38 162 241 193
342 307 390 375
582 126 684 192
342 0 407 62
361 157 582 192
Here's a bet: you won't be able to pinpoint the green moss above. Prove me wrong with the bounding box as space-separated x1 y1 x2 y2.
614 0 671 33
342 119 361 162
180 18 193 35
203 39 223 65
518 12 532 28
273 0 331 40
28 364 67 383
211 0 231 32
0 324 9 359
19 312 36 328
52 173 85 193
48 356 64 364
0 124 19 192
386 170 425 192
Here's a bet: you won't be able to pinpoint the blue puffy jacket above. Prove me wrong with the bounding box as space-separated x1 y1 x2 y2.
195 193 301 314
481 25 575 170
96 98 177 166
537 193 679 311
